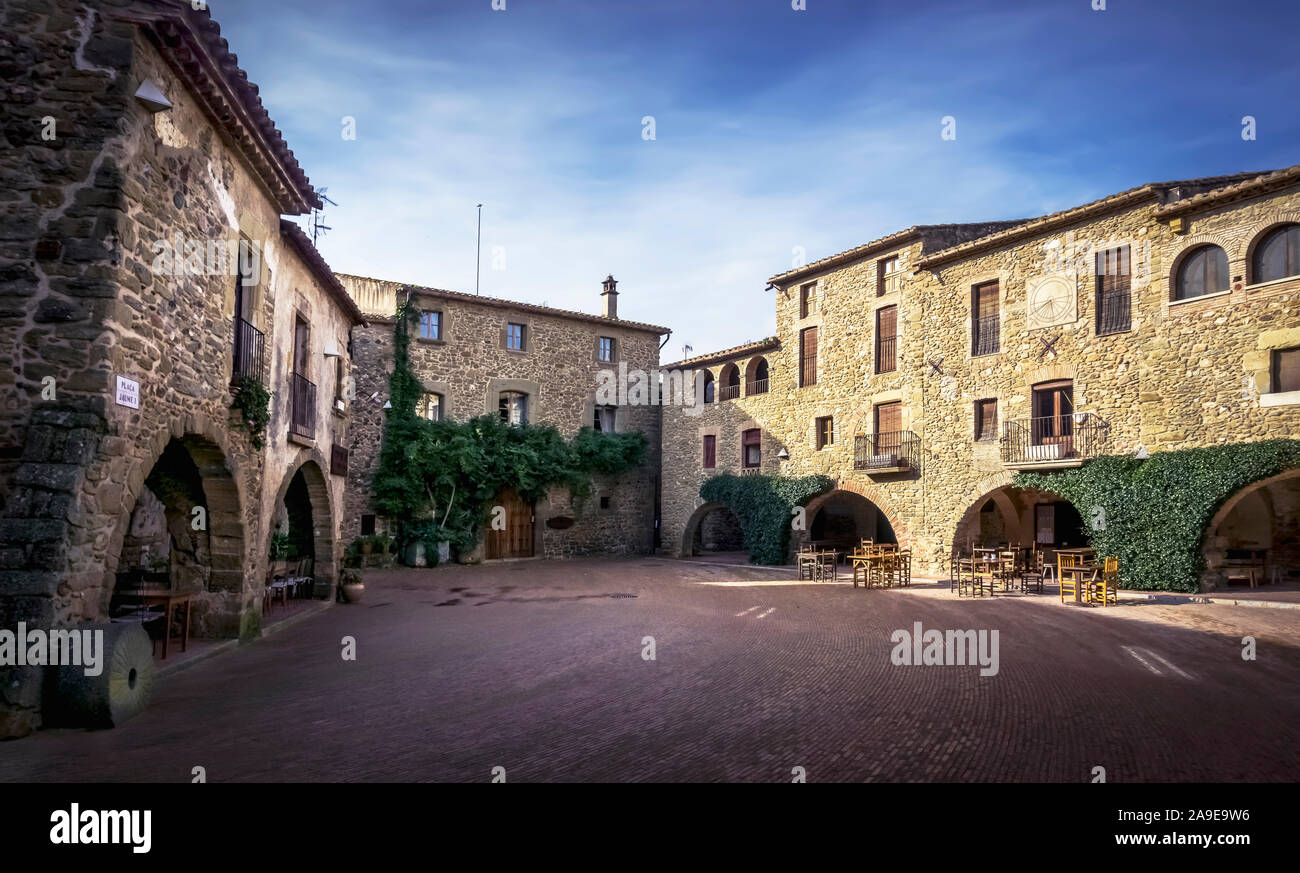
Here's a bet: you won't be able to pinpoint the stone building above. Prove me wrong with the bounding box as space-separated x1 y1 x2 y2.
662 168 1300 583
336 273 670 559
0 0 365 737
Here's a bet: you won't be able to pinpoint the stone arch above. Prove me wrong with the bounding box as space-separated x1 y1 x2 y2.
679 501 742 557
103 412 248 636
743 355 770 394
1166 233 1238 300
801 480 909 551
1244 215 1300 284
1022 362 1077 388
1201 467 1300 588
951 472 1023 555
267 448 338 595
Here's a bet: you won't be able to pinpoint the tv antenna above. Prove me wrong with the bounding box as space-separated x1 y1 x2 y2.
310 187 338 246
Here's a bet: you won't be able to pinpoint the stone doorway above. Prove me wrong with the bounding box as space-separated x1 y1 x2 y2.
807 490 895 551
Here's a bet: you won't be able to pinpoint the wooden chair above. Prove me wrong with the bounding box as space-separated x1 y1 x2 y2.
1090 556 1119 607
1020 550 1045 594
816 550 837 582
286 557 315 599
797 546 818 581
996 550 1018 592
1059 565 1085 604
896 550 912 587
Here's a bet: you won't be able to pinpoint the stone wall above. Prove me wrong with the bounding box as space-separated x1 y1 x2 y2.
661 185 1300 574
337 276 664 558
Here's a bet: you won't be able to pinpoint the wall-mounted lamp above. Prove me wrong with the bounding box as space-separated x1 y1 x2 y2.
383 401 392 409
777 447 790 460
1133 445 1149 460
134 80 172 113
323 340 341 358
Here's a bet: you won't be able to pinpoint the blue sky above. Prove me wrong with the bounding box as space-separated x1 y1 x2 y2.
210 0 1299 356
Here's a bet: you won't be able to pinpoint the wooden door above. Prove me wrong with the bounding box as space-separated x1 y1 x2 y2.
486 487 534 559
874 401 901 454
1032 380 1073 450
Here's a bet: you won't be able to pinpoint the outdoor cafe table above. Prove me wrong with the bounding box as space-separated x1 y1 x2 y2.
114 589 192 659
850 552 878 587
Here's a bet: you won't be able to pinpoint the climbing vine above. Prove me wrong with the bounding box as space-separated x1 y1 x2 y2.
699 473 835 565
1016 439 1300 592
372 299 647 561
230 375 271 449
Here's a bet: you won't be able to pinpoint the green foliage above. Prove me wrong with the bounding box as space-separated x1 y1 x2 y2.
230 375 271 449
1016 439 1300 592
373 298 647 562
699 473 835 565
268 531 291 561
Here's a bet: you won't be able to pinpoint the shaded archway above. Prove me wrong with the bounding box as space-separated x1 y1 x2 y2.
1202 468 1300 588
805 489 895 551
744 356 769 395
952 482 1086 556
109 434 246 640
801 481 908 554
267 456 337 598
681 501 747 559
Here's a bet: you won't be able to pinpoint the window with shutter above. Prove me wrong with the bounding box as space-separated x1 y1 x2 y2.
875 305 897 373
1253 224 1300 284
974 398 998 441
1095 246 1131 335
815 416 834 450
877 256 901 296
873 402 901 455
1174 245 1229 300
800 282 818 318
1272 347 1300 393
799 327 818 387
972 281 1000 356
330 444 349 476
703 435 716 469
742 428 762 468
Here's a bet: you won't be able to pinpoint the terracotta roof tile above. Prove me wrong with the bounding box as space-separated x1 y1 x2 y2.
663 337 780 370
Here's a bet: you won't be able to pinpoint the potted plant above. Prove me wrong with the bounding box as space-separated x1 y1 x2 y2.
338 568 364 603
360 536 375 557
269 531 291 577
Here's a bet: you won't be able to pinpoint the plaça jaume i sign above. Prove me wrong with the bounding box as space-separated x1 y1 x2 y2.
115 376 140 409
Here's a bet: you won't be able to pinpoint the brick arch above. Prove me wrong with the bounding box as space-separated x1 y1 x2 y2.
801 480 909 550
268 448 338 594
1022 362 1077 388
1201 467 1300 587
1244 214 1300 284
1166 233 1239 299
743 355 770 393
102 412 248 626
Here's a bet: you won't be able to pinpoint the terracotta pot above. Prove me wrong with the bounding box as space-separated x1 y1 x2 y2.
360 541 374 556
340 582 364 603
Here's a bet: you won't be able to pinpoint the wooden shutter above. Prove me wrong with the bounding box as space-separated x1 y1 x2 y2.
976 281 999 317
975 399 997 440
703 435 716 468
330 445 349 477
1275 348 1300 393
876 305 897 372
800 327 818 386
874 401 901 435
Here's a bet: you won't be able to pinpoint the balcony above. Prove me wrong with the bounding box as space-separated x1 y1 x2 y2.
748 377 769 396
1001 413 1108 469
854 431 920 475
232 317 264 383
719 383 741 401
289 372 317 443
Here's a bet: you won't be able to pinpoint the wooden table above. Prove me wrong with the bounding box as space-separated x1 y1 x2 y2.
1059 564 1095 603
114 590 191 659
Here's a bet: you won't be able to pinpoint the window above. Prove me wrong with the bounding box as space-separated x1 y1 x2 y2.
360 514 376 536
419 311 441 340
333 355 344 405
748 358 769 395
598 336 614 362
1253 224 1300 284
702 435 716 469
1272 347 1300 394
974 398 998 441
799 327 818 387
506 322 526 350
800 282 818 318
593 404 617 432
600 496 611 510
499 391 528 425
816 416 834 450
1095 246 1131 335
877 256 901 296
1031 380 1073 445
289 317 314 439
1174 245 1229 301
231 235 263 383
418 392 444 421
701 370 715 403
742 428 762 468
972 281 999 356
330 444 349 476
875 305 897 373
872 401 901 454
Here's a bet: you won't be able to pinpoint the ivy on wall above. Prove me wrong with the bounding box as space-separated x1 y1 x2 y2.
699 473 835 565
372 299 647 560
1016 439 1300 592
230 375 270 449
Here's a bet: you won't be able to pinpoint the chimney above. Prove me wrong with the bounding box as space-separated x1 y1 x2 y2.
601 274 618 319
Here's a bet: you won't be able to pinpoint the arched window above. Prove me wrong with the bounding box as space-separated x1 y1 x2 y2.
719 363 740 401
701 370 715 404
1253 224 1300 284
748 358 769 395
1174 244 1229 300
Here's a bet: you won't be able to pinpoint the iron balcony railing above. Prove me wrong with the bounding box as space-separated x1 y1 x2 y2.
1096 289 1131 335
972 314 1000 356
1000 413 1108 465
232 317 264 383
719 383 741 401
290 372 317 439
876 335 897 373
748 377 769 395
854 430 920 472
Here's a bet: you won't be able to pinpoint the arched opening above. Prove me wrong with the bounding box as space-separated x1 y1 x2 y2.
1250 223 1300 285
807 490 895 552
1173 243 1230 301
701 370 715 404
268 459 337 601
111 435 245 654
746 356 770 395
953 484 1087 556
681 502 747 561
1203 469 1300 589
718 363 740 401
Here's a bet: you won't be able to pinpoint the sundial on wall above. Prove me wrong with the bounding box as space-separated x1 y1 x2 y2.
1025 273 1077 330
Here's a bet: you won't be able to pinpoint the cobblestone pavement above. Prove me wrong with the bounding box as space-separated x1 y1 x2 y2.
3 558 1298 782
